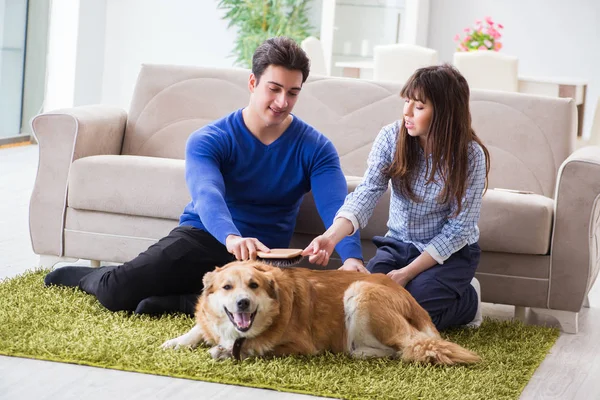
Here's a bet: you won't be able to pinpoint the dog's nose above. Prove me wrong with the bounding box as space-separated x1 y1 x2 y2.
237 298 250 311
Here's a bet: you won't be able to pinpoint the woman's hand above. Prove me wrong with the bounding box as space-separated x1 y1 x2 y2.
339 258 369 273
387 268 414 287
302 235 337 266
302 217 355 267
226 235 270 261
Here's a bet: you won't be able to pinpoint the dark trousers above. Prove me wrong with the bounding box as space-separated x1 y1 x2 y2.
79 226 235 312
366 236 480 331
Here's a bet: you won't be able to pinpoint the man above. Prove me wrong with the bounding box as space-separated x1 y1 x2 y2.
45 37 364 315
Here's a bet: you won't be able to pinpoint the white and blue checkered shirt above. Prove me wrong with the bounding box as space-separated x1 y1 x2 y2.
337 121 487 264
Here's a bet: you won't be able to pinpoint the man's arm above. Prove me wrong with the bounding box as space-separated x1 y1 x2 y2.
309 139 362 263
185 129 241 244
185 129 270 260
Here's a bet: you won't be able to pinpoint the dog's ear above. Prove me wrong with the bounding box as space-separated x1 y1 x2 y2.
202 267 220 292
266 277 278 300
260 271 278 300
252 262 273 273
252 263 278 299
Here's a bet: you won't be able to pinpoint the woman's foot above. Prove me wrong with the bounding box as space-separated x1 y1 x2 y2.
466 277 483 328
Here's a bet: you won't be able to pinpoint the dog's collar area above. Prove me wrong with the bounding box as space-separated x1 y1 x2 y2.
232 337 246 361
224 306 257 332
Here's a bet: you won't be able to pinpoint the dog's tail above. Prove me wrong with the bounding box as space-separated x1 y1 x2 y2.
400 334 480 365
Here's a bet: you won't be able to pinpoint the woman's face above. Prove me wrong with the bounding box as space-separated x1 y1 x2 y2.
403 97 433 146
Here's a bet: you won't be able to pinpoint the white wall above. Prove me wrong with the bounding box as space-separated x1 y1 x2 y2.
73 0 106 107
101 0 237 109
44 0 79 112
428 0 600 138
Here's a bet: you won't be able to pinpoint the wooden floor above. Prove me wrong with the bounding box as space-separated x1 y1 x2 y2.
1 144 599 400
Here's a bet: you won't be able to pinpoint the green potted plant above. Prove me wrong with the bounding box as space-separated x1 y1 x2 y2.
217 0 315 68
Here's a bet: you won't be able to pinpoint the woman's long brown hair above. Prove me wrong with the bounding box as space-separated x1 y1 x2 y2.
386 64 490 216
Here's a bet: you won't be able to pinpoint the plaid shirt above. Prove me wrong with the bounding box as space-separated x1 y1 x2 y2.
337 121 487 264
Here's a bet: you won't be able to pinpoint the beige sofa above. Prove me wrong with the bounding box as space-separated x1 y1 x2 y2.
30 64 600 333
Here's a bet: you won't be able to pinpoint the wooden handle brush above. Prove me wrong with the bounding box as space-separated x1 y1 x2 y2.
256 248 304 267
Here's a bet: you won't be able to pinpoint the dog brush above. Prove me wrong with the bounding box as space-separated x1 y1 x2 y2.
256 248 304 267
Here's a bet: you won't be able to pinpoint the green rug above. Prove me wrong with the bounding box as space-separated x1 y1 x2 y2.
0 269 559 400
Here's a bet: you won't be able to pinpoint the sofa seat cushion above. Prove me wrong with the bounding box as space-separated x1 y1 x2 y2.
479 189 554 255
68 155 190 220
297 184 553 256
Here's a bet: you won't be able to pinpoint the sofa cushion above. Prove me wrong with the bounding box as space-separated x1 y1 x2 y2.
478 189 554 255
69 157 554 256
296 184 553 256
68 155 189 220
123 65 574 198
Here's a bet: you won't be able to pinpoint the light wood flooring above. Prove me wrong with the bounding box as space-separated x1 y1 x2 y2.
1 144 599 399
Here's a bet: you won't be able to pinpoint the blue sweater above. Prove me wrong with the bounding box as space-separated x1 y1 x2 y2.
179 109 362 261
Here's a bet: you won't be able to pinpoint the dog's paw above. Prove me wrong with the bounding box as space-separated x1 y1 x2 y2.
161 336 198 350
209 345 232 360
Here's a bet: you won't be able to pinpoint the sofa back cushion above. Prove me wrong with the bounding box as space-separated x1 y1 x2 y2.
123 64 576 197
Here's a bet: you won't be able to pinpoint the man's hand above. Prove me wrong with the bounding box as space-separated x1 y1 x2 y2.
302 235 337 266
226 235 270 261
339 258 369 273
387 268 414 287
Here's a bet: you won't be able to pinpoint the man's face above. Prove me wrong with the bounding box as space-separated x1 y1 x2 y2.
248 65 303 127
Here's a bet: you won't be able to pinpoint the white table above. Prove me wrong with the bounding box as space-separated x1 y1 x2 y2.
518 76 587 136
334 60 587 136
335 60 374 78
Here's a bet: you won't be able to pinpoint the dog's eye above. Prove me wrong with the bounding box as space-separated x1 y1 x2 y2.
223 284 232 290
249 282 259 289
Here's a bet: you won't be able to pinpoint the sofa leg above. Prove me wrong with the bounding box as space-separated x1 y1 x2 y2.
39 255 78 269
514 306 527 322
530 308 578 334
583 295 590 308
90 260 101 268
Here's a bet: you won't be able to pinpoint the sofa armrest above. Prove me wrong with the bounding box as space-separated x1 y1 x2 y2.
550 146 600 311
29 105 127 256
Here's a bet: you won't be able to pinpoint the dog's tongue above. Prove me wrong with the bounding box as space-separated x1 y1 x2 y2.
234 312 252 328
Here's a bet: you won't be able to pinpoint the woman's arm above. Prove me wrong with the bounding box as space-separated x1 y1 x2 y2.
423 142 487 264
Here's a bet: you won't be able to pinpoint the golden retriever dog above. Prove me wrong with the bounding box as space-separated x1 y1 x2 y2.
161 260 480 365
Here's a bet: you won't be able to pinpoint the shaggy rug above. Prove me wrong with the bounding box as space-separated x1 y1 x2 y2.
0 269 559 400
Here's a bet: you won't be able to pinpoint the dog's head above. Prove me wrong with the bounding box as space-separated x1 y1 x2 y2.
200 261 280 337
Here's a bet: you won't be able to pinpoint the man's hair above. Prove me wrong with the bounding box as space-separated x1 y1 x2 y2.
252 37 310 84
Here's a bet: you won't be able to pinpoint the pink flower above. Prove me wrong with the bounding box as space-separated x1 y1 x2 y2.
484 39 492 48
460 44 468 51
497 23 504 29
494 42 503 51
478 45 488 51
454 34 460 42
487 27 501 39
485 16 494 25
475 19 482 25
464 27 471 33
465 36 472 42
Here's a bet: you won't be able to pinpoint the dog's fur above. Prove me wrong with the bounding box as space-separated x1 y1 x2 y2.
161 261 480 365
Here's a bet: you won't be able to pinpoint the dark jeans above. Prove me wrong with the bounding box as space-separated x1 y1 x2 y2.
366 236 480 331
79 226 235 312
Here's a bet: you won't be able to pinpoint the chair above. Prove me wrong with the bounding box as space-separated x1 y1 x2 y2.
373 44 438 83
301 36 328 76
453 51 519 92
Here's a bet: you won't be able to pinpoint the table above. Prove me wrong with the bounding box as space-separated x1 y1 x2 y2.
518 76 587 136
